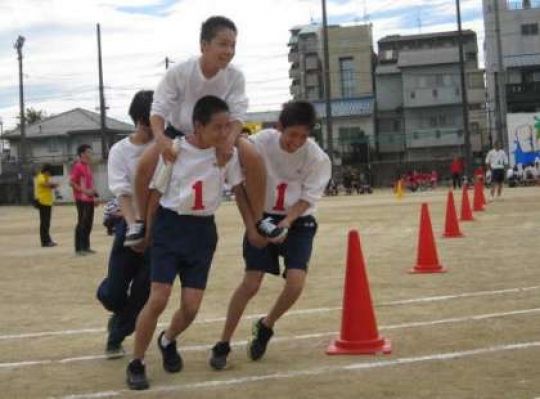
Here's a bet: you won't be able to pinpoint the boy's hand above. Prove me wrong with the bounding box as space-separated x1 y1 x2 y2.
247 229 268 249
157 135 177 163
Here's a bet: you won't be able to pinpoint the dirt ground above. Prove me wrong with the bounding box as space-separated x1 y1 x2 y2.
0 186 539 399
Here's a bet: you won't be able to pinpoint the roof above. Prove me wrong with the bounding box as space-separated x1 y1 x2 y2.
398 48 460 67
4 108 133 139
379 30 476 44
504 53 540 68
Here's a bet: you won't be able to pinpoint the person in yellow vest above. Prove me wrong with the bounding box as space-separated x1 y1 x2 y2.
34 164 58 247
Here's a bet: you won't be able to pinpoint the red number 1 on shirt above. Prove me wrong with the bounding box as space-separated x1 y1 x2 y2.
191 180 205 210
273 182 288 211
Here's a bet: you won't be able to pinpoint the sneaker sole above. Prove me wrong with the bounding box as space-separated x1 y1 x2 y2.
106 350 126 360
127 379 149 390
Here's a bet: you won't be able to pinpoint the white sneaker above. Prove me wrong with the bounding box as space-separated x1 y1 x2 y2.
124 221 145 247
256 217 288 240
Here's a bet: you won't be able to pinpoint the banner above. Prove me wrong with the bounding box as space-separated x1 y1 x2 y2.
507 113 540 167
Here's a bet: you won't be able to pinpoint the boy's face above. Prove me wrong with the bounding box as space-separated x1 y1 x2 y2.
81 148 92 163
279 124 310 153
197 111 232 147
201 28 236 70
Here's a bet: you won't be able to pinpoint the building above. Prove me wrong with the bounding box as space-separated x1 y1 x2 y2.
288 23 375 167
2 108 133 203
483 0 540 152
375 31 487 167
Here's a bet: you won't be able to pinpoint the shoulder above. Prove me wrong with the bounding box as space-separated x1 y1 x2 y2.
306 139 330 163
224 63 245 78
250 128 278 144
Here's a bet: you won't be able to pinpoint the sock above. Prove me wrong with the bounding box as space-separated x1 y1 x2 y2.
161 333 172 347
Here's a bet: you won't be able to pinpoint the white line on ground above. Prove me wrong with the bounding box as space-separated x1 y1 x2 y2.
3 307 540 371
1 285 538 341
54 340 540 399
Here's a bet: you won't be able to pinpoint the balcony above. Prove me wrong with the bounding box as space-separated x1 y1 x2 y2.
506 82 540 107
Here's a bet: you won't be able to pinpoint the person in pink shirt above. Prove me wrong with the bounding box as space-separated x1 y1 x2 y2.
70 144 99 255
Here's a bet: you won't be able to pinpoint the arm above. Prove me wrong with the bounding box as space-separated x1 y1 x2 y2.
151 67 181 162
233 184 267 248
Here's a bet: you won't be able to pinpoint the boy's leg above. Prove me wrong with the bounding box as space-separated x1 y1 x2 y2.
220 271 265 343
236 137 266 222
164 287 205 340
209 271 264 370
134 144 161 224
132 282 172 360
263 269 306 328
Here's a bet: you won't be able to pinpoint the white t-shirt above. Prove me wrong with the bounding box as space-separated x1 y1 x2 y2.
151 57 248 133
108 136 152 197
250 129 331 216
155 137 243 216
485 149 508 170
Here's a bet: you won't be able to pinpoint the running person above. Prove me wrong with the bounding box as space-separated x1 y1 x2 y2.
209 101 331 370
126 96 246 390
96 90 154 359
132 16 278 245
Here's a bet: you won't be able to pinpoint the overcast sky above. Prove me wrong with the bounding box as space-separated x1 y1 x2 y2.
0 0 484 131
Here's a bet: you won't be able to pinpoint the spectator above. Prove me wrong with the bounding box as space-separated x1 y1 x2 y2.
450 156 463 189
33 164 58 247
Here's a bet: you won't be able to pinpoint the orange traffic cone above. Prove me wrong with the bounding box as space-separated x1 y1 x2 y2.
409 203 446 273
443 191 463 238
460 184 474 222
473 181 485 212
327 230 391 355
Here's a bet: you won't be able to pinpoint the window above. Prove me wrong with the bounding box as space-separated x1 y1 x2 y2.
393 120 400 132
438 115 447 126
429 116 438 127
521 23 539 36
432 89 438 98
339 57 356 98
48 138 59 153
410 91 416 99
466 52 477 62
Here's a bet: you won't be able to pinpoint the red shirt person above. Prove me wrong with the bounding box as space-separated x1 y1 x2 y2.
70 144 98 255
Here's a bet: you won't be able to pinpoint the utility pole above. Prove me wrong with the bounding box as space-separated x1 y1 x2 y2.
14 35 29 204
321 0 335 170
456 0 472 177
165 56 171 69
97 23 108 160
493 0 508 151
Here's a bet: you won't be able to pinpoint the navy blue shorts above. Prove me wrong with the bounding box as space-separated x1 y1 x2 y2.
164 126 184 139
151 207 217 289
492 168 505 183
244 214 318 276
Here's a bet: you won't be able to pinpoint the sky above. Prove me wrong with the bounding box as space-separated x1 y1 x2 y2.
0 0 484 131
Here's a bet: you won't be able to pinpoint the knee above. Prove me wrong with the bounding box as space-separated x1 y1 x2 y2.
240 279 262 298
146 290 170 315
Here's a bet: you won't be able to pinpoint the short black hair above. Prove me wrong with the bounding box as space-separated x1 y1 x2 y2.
200 16 237 43
41 163 53 174
129 90 153 126
77 144 92 156
192 95 230 126
279 101 317 130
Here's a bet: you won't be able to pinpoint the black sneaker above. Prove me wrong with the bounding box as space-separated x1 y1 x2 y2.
248 318 274 361
126 359 149 390
256 217 287 240
124 221 145 247
157 331 183 373
105 341 125 359
209 341 231 370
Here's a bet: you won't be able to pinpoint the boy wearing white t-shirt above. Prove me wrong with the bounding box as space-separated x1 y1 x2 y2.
485 140 508 200
209 101 331 370
126 96 245 390
96 90 154 359
132 16 271 247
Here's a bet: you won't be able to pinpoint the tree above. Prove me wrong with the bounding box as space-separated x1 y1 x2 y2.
25 108 46 124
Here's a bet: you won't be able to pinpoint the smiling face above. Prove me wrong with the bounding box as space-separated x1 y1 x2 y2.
201 28 236 71
195 111 232 148
279 124 311 153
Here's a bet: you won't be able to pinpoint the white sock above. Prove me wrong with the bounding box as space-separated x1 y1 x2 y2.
161 333 172 347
